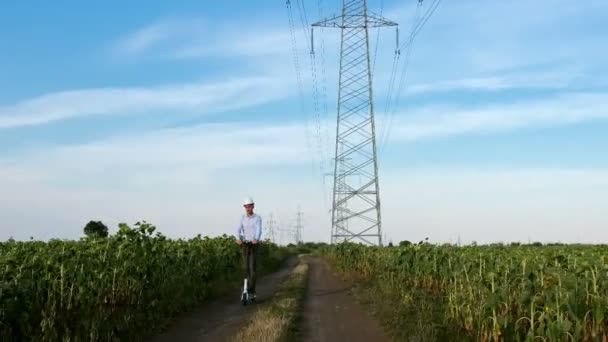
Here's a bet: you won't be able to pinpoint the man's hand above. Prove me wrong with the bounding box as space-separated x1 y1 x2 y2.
252 239 258 245
237 239 242 245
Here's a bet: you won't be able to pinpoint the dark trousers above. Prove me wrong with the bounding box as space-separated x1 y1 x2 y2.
241 243 257 293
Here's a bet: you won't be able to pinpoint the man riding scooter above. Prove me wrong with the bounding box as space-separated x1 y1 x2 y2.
236 197 262 301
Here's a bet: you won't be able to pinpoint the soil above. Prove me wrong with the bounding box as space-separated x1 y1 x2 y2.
148 256 299 342
298 255 390 342
148 255 390 342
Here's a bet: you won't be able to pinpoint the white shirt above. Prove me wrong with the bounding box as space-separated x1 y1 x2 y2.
236 214 262 241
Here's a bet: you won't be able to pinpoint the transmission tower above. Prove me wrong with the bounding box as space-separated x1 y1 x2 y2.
294 206 304 244
266 213 277 243
312 0 397 246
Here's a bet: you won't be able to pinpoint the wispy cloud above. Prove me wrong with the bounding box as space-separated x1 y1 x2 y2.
6 90 607 182
384 91 608 143
169 31 291 59
381 0 608 85
403 68 583 95
112 16 207 56
0 76 293 129
305 90 608 161
2 89 608 242
2 121 311 186
111 16 292 60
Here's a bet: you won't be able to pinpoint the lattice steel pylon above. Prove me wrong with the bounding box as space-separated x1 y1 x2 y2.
312 0 397 246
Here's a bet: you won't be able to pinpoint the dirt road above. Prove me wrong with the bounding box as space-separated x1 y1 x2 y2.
149 255 389 342
149 257 298 342
299 255 390 342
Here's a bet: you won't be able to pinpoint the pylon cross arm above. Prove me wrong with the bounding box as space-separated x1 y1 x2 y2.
312 14 397 29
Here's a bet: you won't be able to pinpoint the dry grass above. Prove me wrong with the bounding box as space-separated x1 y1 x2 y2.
232 258 309 342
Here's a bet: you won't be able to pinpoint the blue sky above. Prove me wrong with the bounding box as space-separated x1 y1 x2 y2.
1 0 607 244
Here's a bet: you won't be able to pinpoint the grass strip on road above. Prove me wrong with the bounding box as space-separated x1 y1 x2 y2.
232 255 309 342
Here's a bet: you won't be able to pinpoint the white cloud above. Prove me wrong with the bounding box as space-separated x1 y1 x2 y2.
0 119 319 241
0 76 293 129
4 90 606 181
403 68 581 95
380 0 608 85
2 90 608 242
111 15 293 60
0 120 318 241
112 16 207 56
169 31 292 59
379 91 608 144
0 121 312 193
6 89 600 180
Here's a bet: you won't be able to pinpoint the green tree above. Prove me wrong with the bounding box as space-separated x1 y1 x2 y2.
399 240 412 247
83 220 109 238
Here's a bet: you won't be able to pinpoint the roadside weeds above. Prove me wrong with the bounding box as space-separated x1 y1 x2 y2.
322 255 469 342
231 255 309 342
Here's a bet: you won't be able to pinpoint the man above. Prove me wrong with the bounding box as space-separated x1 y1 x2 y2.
236 196 262 299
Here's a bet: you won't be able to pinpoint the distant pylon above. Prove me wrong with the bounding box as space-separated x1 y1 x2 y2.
312 0 398 246
294 205 304 244
266 213 277 243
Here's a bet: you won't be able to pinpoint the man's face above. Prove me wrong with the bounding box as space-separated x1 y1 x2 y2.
244 204 254 215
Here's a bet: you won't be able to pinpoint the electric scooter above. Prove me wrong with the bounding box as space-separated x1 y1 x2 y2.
240 240 256 306
241 277 251 305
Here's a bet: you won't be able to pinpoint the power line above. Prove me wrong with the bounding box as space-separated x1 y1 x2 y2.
310 27 325 182
286 0 317 175
305 2 334 186
399 0 441 51
371 0 385 80
379 2 422 157
380 0 442 157
292 0 330 197
296 0 311 43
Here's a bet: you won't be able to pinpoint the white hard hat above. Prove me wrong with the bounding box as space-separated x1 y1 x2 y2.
243 197 254 205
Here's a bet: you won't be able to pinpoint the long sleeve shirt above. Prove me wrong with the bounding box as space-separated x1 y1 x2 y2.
236 214 262 241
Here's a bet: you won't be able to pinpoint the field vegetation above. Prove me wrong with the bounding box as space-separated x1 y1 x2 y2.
322 242 608 341
0 221 288 341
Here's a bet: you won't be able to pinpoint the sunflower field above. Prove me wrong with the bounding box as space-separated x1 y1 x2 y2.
0 221 287 341
323 242 608 341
